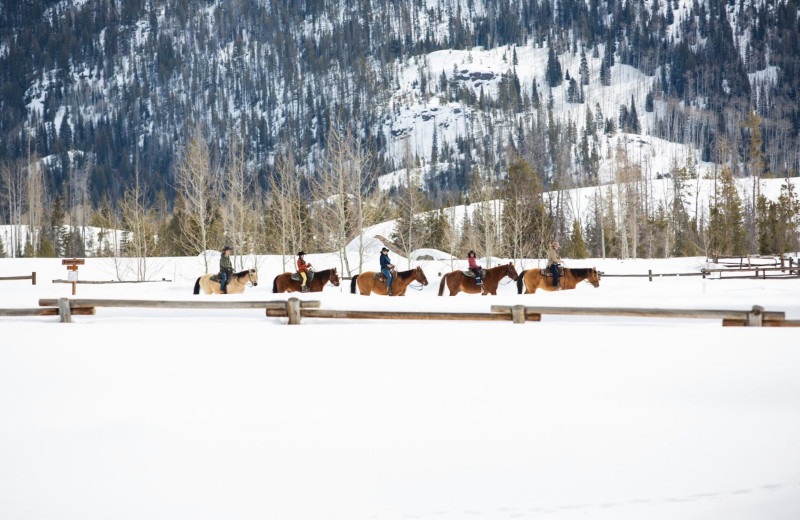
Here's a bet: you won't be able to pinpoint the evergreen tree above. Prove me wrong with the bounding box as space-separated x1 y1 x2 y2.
708 166 746 257
546 45 563 87
579 48 590 85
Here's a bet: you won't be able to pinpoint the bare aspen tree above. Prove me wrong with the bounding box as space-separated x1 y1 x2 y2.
26 153 46 256
471 166 501 267
502 156 543 263
175 136 215 272
68 156 92 255
120 168 158 280
0 159 26 257
393 138 430 268
270 148 307 271
221 136 253 269
313 125 352 275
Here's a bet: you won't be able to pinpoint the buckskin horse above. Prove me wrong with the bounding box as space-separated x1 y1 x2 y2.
438 262 519 296
272 268 340 293
350 266 428 296
193 268 259 295
516 267 600 294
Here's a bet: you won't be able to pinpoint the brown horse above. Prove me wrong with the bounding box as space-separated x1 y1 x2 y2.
516 267 600 294
272 268 340 293
438 262 519 296
350 266 428 296
193 268 259 295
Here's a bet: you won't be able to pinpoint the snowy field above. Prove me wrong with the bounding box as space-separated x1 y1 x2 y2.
1 253 799 520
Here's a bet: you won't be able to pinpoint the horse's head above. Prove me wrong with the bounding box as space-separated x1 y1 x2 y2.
329 267 340 287
414 266 429 286
248 268 259 286
506 262 520 281
587 267 600 287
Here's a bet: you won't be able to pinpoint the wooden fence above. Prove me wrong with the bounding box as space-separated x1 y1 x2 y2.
28 297 797 327
490 304 797 327
0 272 36 285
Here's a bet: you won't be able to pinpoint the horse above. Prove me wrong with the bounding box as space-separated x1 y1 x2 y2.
438 262 519 296
193 268 259 295
272 268 340 293
350 266 428 296
516 267 600 294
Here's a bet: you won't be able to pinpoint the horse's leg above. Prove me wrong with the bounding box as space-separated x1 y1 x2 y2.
448 274 459 296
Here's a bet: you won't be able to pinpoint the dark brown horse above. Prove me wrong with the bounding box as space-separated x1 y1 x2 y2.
438 262 519 296
350 266 428 296
272 268 340 293
516 267 600 294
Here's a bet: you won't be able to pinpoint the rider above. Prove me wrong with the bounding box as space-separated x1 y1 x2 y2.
467 250 483 285
380 246 395 296
547 240 562 289
297 251 312 292
219 246 233 294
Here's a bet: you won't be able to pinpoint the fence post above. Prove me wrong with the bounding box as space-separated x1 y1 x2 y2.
32 272 37 285
286 298 301 325
511 305 526 324
648 269 652 282
747 305 764 327
58 298 72 323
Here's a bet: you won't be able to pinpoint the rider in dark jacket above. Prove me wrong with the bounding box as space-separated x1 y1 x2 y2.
380 247 395 295
219 246 233 293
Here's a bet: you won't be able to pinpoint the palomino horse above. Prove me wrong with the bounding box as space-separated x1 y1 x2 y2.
272 268 340 293
350 266 428 296
516 267 600 294
438 262 519 296
193 268 259 295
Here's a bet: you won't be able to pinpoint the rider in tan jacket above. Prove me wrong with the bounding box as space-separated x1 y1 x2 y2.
547 241 561 288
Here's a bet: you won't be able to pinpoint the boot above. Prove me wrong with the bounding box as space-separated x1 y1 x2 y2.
476 277 482 286
301 285 309 293
221 288 227 294
387 287 393 296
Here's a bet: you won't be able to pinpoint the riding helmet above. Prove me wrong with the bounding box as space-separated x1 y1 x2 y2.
298 251 306 256
222 246 232 252
380 247 389 252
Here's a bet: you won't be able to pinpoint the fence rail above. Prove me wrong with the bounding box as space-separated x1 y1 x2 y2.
490 304 797 327
51 279 172 284
0 272 36 285
31 297 797 327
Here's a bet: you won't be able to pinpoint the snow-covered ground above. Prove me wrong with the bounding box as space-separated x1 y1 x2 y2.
1 253 799 520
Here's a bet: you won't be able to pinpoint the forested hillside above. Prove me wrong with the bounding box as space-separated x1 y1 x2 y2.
0 0 798 265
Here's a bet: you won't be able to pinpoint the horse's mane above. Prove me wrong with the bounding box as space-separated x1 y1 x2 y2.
233 269 253 277
397 268 416 280
568 268 591 277
315 268 332 276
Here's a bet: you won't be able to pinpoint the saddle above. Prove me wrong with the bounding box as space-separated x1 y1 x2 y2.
290 270 315 282
210 272 231 284
373 269 396 282
540 266 565 277
462 268 487 279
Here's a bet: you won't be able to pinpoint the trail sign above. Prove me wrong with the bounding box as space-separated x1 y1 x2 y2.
62 258 84 295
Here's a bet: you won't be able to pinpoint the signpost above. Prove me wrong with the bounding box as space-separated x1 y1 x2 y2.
62 258 85 295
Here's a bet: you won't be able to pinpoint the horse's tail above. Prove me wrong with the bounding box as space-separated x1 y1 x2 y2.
193 277 201 295
516 270 527 294
438 273 447 296
272 275 278 293
350 274 359 294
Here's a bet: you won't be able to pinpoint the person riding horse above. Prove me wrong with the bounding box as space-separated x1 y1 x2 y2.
297 251 312 292
547 241 562 289
467 250 483 285
380 247 395 295
219 246 233 294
